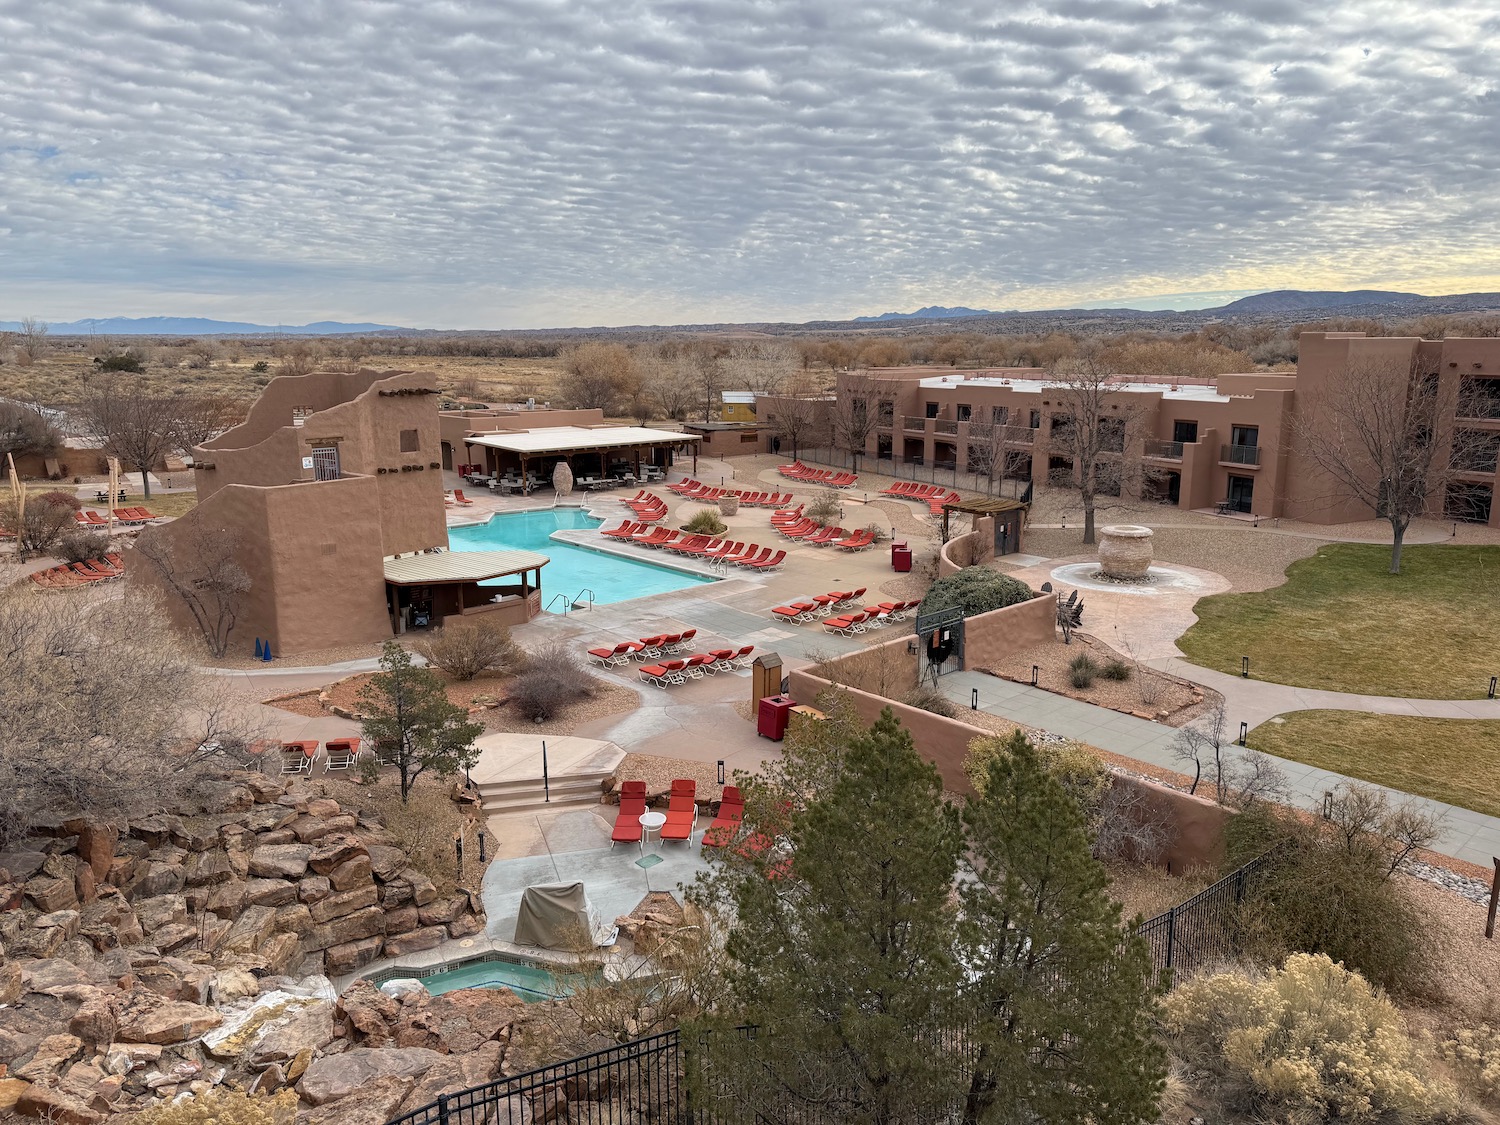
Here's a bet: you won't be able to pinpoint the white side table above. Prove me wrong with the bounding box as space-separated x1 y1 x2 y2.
638 811 667 852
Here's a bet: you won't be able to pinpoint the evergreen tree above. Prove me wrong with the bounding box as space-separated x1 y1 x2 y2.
358 641 484 803
697 707 967 1124
959 730 1164 1125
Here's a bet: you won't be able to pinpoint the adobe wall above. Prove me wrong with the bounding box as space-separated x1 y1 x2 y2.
784 665 1229 871
962 591 1056 668
203 370 392 452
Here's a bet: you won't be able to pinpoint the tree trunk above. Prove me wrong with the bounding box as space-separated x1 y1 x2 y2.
140 466 152 499
1188 758 1200 796
1389 521 1406 574
1082 500 1096 545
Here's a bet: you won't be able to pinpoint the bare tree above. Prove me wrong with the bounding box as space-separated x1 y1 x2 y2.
767 372 829 461
0 583 258 846
686 339 725 422
0 399 60 460
1323 781 1442 878
133 521 252 657
1293 353 1478 573
173 393 245 448
1169 699 1228 797
558 342 640 413
0 489 79 559
78 375 182 498
17 316 48 365
1220 749 1289 810
720 339 796 395
640 345 696 421
829 373 894 473
1046 351 1150 545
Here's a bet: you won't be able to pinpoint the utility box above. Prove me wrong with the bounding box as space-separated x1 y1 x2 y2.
751 652 783 705
891 545 912 573
757 694 795 741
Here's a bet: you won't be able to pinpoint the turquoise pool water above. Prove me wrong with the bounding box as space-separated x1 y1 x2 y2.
448 508 714 612
418 957 572 1001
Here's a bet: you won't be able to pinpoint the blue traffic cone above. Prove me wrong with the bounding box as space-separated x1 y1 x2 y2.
254 638 263 659
262 643 272 663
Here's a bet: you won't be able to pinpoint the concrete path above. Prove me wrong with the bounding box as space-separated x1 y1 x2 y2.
938 669 1500 868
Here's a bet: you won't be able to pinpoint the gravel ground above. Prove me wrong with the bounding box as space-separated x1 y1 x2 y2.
268 669 640 735
615 753 727 803
980 633 1209 723
1399 873 1500 1021
213 639 392 669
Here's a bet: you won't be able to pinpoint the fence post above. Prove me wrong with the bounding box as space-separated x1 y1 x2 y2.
1487 858 1500 940
1235 865 1247 903
1164 906 1176 970
436 1093 451 1125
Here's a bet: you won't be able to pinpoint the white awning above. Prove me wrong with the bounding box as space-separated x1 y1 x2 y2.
383 549 549 585
465 426 699 456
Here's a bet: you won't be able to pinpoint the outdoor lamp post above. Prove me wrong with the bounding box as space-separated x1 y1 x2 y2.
1238 722 1248 746
717 760 725 785
1031 665 1039 686
477 828 487 863
1490 676 1497 700
971 688 979 710
454 832 464 879
1241 656 1250 679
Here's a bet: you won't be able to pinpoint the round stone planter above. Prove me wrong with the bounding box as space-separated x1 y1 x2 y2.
1097 524 1154 580
717 496 740 517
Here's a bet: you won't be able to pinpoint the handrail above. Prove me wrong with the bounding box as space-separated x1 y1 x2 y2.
545 593 573 613
570 588 595 611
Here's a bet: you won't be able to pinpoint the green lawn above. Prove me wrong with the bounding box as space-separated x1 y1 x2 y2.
1177 544 1500 698
124 493 198 518
1247 710 1500 818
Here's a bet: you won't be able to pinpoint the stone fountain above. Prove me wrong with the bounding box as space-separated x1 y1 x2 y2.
1096 525 1154 580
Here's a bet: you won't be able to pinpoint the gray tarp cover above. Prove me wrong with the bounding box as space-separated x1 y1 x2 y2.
514 881 598 950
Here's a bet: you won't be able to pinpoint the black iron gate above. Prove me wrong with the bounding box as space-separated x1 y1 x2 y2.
914 605 964 685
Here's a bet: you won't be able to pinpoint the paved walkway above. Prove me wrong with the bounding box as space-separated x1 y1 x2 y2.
938 669 1500 868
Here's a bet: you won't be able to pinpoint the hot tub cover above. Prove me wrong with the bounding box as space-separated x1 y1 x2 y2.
514 881 614 949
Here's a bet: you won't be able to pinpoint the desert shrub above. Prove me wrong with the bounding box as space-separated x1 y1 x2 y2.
1068 652 1099 688
902 683 958 718
415 618 524 681
251 359 269 372
682 509 727 536
967 731 1110 810
2 490 83 557
1163 953 1461 1122
1101 658 1132 681
1226 797 1435 996
862 521 887 543
56 530 110 563
1441 1024 1500 1103
93 350 146 373
126 1087 298 1124
804 489 842 526
508 644 602 721
918 567 1033 619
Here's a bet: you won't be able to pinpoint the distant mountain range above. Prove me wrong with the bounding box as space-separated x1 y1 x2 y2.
0 316 410 336
1209 289 1425 313
853 305 1012 322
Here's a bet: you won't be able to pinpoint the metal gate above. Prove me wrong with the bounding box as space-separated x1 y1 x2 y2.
311 445 340 481
914 605 964 685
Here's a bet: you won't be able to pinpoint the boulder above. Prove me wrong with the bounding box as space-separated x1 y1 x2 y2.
419 896 469 927
169 817 222 851
68 993 118 1049
248 844 313 879
243 804 298 833
211 968 261 1004
20 958 90 996
299 875 333 903
208 880 248 915
337 980 400 1045
243 877 298 908
259 932 305 976
0 1078 29 1113
25 876 78 913
132 893 187 934
0 962 21 1005
129 861 185 900
308 905 386 952
184 848 234 887
297 1046 443 1105
323 936 384 976
221 904 278 954
249 998 337 1067
383 906 419 935
366 845 408 882
383 927 446 959
309 885 379 925
257 828 298 846
300 1073 415 1125
275 903 313 936
14 1033 83 1082
33 909 81 941
248 1061 285 1097
72 822 117 884
328 855 373 892
291 814 358 844
396 988 524 1053
306 798 343 818
115 993 223 1045
0 850 47 881
398 1041 504 1113
448 913 485 940
151 923 200 954
309 834 369 875
13 1083 102 1125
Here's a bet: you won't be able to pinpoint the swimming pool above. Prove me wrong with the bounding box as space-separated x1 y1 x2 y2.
417 956 573 1001
448 508 715 612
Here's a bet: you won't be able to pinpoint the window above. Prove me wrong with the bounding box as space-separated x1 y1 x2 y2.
956 404 972 422
1029 409 1041 429
1172 419 1198 444
1230 425 1259 448
1100 417 1126 453
399 429 420 453
925 401 940 418
291 406 311 427
991 406 1009 425
740 431 759 443
877 400 894 426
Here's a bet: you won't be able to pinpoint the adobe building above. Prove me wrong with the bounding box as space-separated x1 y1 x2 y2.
132 370 552 657
833 332 1500 527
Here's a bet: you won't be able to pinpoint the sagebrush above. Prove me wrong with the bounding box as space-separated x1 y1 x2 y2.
509 644 602 721
415 618 524 681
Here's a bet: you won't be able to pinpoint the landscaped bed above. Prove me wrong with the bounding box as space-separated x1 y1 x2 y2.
1247 710 1500 819
1177 543 1500 698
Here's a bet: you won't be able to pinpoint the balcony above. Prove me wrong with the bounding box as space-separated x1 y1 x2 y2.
1144 439 1183 461
1220 443 1261 467
903 415 928 432
933 419 959 435
1007 428 1035 445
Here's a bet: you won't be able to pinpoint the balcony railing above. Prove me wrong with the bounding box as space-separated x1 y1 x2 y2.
903 415 928 432
1221 443 1261 466
1145 439 1184 460
1007 428 1035 444
933 419 959 435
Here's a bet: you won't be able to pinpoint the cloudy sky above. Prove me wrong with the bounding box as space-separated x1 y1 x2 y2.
2 0 1499 329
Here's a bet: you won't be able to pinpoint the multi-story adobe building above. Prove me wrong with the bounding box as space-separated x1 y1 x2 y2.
831 331 1500 528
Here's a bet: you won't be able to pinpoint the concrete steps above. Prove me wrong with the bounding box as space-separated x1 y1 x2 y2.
475 768 615 815
469 733 626 817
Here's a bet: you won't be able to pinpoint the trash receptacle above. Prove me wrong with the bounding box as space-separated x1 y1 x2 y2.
891 545 912 573
890 539 907 565
758 694 795 741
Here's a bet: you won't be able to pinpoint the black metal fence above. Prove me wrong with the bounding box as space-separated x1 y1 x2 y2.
388 854 1274 1125
793 446 1031 499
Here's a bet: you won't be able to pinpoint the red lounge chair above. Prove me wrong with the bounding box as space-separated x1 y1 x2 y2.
325 738 361 770
639 659 687 687
705 540 744 561
680 653 715 678
611 781 649 849
668 628 697 652
634 635 668 660
601 520 639 538
744 549 786 571
588 641 635 667
729 546 768 566
660 782 698 844
804 527 844 546
823 612 867 636
280 740 318 775
729 645 755 667
702 785 745 848
451 490 474 506
770 603 812 623
667 534 712 555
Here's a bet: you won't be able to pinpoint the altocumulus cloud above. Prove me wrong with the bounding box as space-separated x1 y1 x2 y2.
1 0 1498 327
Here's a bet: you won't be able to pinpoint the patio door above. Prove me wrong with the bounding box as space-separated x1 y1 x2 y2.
1227 474 1254 513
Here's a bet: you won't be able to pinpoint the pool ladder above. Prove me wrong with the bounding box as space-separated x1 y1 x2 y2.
545 588 596 613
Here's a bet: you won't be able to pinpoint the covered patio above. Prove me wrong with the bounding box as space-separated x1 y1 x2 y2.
384 548 550 632
463 426 700 494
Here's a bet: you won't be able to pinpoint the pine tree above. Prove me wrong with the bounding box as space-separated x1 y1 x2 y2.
697 707 967 1124
959 730 1164 1125
358 641 484 803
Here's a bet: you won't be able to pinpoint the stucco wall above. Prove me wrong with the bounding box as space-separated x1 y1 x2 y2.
937 516 995 577
962 591 1056 669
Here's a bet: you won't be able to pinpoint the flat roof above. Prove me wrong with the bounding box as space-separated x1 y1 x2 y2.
383 549 550 586
916 375 1231 403
466 426 699 455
